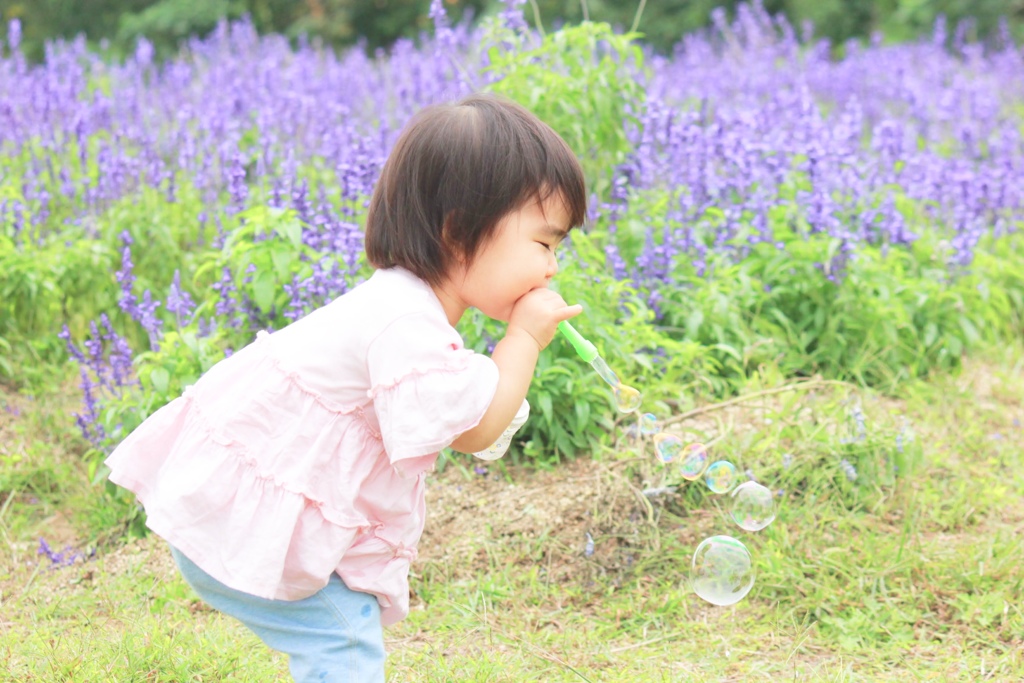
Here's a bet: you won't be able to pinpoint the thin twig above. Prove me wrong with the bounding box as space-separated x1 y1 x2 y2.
625 477 656 523
0 487 20 565
20 560 42 596
441 51 480 91
630 0 648 33
641 485 677 497
0 486 17 525
579 0 590 22
503 631 595 682
527 0 545 36
608 631 686 653
661 378 852 427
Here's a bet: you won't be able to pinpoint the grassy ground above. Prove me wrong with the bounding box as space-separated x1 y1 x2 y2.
1 345 1022 682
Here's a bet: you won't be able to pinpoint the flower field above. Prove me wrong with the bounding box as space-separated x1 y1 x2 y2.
2 3 1023 461
1 2 1023 679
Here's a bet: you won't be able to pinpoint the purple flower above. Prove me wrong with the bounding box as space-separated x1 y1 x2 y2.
212 267 244 329
61 316 136 448
499 0 529 32
839 459 857 482
166 270 196 327
115 232 163 348
7 18 21 51
37 537 92 569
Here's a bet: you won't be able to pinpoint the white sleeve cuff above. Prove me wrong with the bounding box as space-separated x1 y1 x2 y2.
473 399 530 461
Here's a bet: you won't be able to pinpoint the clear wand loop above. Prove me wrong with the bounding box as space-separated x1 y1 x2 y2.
557 321 642 413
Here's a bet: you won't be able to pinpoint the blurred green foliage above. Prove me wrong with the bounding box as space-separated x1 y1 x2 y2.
0 0 488 60
1 0 1021 63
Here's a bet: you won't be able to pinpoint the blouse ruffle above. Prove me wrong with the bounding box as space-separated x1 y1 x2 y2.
106 298 498 626
367 312 499 476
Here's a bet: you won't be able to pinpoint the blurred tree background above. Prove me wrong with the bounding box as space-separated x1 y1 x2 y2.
1 0 1022 62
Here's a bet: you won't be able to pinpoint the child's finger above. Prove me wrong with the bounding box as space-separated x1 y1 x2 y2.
555 304 584 322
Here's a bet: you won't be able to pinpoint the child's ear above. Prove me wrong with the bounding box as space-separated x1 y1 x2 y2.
441 212 468 264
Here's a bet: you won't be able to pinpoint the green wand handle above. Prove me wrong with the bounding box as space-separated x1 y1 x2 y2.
557 321 598 363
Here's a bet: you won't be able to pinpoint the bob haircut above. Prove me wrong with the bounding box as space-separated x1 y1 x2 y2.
365 94 587 286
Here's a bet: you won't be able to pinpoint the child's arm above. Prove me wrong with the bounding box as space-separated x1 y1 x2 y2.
472 398 530 460
449 288 580 453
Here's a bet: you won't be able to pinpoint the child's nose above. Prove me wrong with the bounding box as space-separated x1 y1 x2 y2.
546 252 559 278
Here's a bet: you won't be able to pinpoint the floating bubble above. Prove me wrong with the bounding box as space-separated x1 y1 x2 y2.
677 442 709 480
690 535 755 606
614 385 642 413
640 412 660 435
704 460 738 494
729 481 776 531
653 433 683 462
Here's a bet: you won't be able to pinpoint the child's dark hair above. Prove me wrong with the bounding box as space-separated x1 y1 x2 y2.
365 94 587 286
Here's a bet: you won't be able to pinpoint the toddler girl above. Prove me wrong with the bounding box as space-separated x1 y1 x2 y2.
105 93 587 682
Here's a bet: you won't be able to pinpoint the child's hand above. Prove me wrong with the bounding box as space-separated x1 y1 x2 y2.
461 288 578 453
507 287 582 350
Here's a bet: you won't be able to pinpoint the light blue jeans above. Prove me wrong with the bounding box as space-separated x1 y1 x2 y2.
170 545 386 682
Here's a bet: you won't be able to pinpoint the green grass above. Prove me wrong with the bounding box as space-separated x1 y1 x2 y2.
1 344 1022 681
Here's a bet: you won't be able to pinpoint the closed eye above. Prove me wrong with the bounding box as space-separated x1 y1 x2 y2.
539 225 569 249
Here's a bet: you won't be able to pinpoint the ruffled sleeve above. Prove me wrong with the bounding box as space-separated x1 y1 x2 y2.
367 312 498 477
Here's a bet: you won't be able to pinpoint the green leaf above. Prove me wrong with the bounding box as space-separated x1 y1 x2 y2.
149 367 170 395
574 400 590 433
251 271 277 313
537 392 553 423
271 246 295 280
275 217 303 248
712 343 743 361
959 316 980 346
686 309 704 338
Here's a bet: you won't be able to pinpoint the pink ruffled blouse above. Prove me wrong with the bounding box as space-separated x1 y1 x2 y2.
105 267 499 626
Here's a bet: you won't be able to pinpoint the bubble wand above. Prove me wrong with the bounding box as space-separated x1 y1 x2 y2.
557 321 642 413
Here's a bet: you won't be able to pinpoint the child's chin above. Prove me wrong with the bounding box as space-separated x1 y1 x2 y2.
478 305 511 323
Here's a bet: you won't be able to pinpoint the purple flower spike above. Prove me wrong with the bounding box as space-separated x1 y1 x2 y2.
166 270 196 327
840 459 857 482
499 0 529 32
7 18 21 51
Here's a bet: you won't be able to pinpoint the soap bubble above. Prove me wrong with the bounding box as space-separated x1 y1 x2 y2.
653 433 683 462
677 443 709 480
614 385 642 413
704 460 738 494
690 535 755 606
640 412 660 435
729 481 776 531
